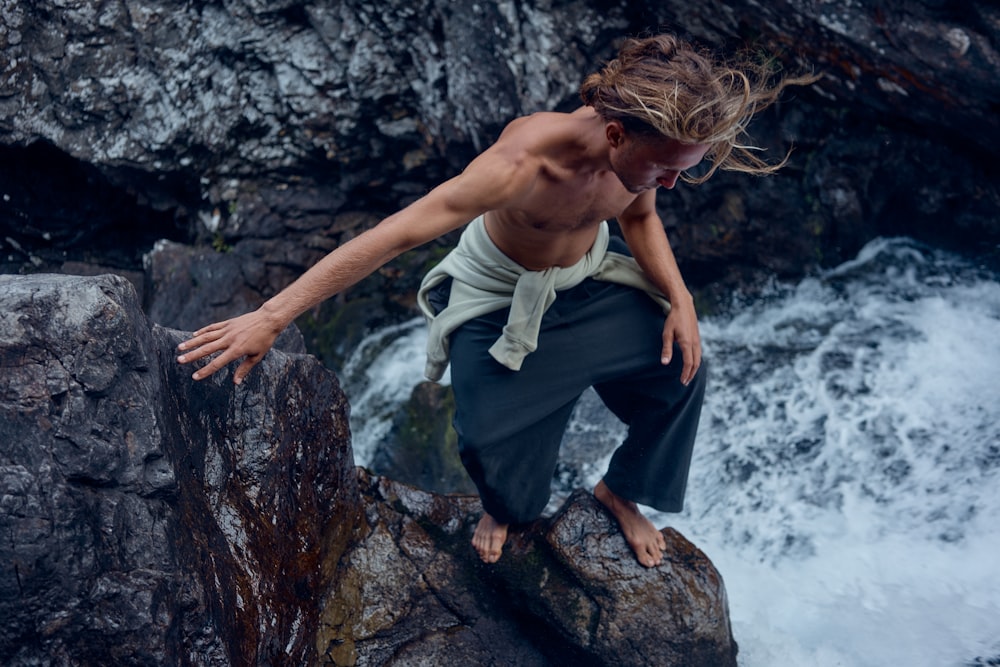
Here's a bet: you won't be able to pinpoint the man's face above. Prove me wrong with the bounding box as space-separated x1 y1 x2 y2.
609 130 710 194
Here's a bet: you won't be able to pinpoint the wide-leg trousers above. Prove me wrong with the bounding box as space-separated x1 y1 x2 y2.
442 276 708 525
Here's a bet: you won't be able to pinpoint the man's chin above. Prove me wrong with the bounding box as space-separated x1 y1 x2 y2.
613 172 657 194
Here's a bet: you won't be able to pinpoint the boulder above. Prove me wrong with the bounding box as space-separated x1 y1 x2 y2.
327 473 737 667
503 490 736 667
0 273 357 665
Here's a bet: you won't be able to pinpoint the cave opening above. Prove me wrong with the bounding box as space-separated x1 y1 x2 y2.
0 141 197 278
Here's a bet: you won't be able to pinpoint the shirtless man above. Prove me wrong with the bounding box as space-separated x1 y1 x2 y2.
177 35 809 567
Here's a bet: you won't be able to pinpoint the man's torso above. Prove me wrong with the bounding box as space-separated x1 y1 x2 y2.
481 108 642 271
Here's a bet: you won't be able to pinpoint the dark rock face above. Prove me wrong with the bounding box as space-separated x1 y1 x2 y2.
151 325 358 666
0 0 629 308
655 0 1000 275
1 273 738 665
3 0 998 336
328 473 736 667
369 380 476 496
0 273 190 665
0 273 357 665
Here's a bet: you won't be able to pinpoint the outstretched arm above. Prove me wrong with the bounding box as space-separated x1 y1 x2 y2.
177 140 539 384
617 191 702 385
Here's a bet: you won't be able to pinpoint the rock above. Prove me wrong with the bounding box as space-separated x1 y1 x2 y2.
634 0 1000 148
639 0 1000 279
3 0 997 333
143 239 307 353
328 474 737 666
321 471 554 666
1 273 738 665
150 324 358 666
369 381 476 496
505 491 737 667
0 273 191 665
0 273 357 665
0 1 623 178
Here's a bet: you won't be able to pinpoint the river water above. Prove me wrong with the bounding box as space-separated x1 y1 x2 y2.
343 237 1000 667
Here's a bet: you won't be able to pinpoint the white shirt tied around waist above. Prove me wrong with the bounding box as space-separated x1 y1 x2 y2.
416 215 672 381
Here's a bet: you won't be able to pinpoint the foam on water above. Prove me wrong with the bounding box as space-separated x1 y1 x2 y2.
340 317 443 464
661 237 1000 666
342 237 1000 666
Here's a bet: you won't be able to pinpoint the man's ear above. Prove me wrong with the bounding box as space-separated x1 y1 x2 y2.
605 120 626 148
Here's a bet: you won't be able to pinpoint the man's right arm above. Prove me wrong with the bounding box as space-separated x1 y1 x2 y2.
176 138 539 384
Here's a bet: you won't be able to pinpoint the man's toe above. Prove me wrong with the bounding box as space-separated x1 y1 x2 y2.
644 543 664 567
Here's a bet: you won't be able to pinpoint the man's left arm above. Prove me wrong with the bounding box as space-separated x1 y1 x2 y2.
617 192 702 385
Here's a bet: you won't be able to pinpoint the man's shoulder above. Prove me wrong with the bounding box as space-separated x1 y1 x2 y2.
490 109 587 168
498 110 579 145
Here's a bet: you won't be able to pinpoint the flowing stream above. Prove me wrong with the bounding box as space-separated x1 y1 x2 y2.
342 237 1000 667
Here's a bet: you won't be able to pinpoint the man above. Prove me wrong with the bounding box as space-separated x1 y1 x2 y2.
177 34 811 567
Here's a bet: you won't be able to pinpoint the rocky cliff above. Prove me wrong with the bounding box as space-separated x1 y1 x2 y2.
0 273 737 665
2 1 998 341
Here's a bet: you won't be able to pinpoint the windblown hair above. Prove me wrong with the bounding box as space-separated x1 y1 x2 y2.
580 34 818 184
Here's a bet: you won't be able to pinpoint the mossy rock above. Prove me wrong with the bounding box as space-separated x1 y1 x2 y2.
369 381 476 495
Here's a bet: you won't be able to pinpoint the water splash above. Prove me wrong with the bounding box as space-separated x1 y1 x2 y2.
340 317 442 465
341 237 1000 666
660 238 1000 666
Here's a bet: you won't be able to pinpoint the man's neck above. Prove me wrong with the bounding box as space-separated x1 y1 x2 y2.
567 107 614 175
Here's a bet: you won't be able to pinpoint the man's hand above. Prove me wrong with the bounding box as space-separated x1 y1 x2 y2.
660 295 702 385
176 309 285 385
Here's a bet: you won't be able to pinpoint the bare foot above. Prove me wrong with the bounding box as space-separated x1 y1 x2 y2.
472 512 509 564
594 480 667 567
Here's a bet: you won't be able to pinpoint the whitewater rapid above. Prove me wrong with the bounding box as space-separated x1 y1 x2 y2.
343 237 1000 667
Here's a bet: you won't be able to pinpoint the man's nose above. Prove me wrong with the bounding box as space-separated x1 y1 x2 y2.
657 171 680 189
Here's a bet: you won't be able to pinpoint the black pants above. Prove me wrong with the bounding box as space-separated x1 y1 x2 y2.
441 276 707 525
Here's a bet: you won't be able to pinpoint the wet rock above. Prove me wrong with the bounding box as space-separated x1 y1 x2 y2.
0 273 357 665
151 323 358 666
321 472 553 666
329 474 737 666
504 491 737 667
369 380 476 496
0 273 189 665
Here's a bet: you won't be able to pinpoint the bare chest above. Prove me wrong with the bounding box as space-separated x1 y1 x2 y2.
487 170 638 269
516 167 636 230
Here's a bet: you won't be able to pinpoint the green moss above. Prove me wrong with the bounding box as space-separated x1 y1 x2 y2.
295 298 381 371
378 383 476 495
317 561 361 666
211 232 232 253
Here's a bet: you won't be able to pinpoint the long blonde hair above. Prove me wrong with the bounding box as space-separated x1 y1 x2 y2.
580 34 817 183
